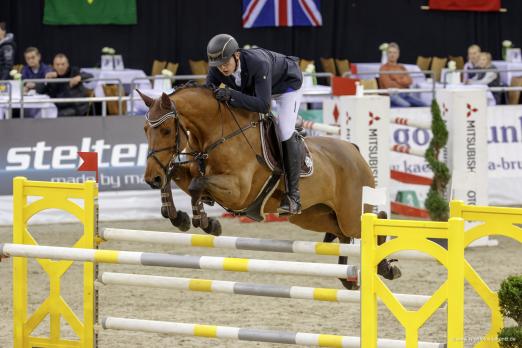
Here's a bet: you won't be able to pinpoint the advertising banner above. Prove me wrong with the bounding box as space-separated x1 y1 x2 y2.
0 117 149 195
390 105 522 207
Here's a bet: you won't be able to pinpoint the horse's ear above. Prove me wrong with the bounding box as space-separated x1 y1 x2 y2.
136 89 154 107
160 92 173 110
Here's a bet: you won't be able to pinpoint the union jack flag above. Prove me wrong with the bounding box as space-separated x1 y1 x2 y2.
242 0 322 28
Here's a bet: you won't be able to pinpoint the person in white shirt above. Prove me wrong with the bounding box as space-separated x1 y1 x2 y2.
463 44 481 82
467 52 501 103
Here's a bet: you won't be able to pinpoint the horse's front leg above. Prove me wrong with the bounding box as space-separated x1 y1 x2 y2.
188 177 209 229
161 183 191 232
188 176 222 236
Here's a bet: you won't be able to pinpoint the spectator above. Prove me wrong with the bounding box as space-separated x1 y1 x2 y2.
379 42 425 107
467 52 501 103
464 44 481 82
36 53 93 117
21 47 52 93
0 22 16 80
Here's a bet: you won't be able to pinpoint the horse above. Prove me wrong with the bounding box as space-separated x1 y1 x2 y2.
140 84 401 289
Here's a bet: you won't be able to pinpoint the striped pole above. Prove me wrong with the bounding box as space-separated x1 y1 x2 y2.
101 317 445 348
98 272 432 308
101 228 433 261
301 120 341 135
0 243 358 279
390 117 431 130
391 144 426 158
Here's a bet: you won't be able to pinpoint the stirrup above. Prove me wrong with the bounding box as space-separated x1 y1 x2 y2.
277 194 302 216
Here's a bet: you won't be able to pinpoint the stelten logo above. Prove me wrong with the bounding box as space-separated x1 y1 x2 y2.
368 111 380 126
466 103 478 118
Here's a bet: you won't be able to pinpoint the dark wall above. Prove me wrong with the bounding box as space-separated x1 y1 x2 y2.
1 0 521 74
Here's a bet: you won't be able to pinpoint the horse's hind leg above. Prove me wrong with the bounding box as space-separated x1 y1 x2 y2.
375 211 402 280
288 205 359 290
336 236 359 290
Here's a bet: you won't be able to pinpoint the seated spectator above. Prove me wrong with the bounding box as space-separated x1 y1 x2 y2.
467 52 501 103
379 42 425 107
36 53 93 117
463 44 481 82
21 47 52 93
0 22 16 80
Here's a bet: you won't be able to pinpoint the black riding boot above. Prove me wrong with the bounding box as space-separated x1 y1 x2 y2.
278 134 302 215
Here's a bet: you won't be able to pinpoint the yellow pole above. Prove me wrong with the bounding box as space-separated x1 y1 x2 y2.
360 213 378 348
83 180 97 348
447 217 465 348
13 176 27 348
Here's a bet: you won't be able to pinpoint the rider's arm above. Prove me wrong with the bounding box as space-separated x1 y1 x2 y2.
228 62 271 114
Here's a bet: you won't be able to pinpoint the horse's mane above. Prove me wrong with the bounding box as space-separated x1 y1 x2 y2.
170 81 254 121
170 81 213 96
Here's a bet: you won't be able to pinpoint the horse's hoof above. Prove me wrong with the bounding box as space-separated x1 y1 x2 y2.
389 265 402 279
161 206 169 219
378 259 402 280
203 218 222 236
339 278 359 290
171 210 191 232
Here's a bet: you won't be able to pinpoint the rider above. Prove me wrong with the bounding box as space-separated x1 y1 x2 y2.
205 33 303 215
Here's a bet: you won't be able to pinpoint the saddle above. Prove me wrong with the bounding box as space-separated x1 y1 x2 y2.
259 114 313 177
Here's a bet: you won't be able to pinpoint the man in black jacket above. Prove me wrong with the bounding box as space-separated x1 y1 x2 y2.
36 53 93 117
206 34 303 215
0 22 16 80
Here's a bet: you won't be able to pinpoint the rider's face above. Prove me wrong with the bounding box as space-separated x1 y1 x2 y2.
218 56 237 76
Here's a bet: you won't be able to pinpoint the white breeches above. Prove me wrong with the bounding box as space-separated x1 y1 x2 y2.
271 85 303 141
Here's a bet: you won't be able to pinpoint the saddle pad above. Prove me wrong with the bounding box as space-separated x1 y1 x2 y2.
259 115 313 178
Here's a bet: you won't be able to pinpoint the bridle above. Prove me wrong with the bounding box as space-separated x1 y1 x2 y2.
146 109 190 185
146 96 265 189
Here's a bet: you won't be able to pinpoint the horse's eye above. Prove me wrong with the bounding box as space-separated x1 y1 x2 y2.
160 128 171 136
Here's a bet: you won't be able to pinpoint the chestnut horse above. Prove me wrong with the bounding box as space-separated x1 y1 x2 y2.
140 85 400 289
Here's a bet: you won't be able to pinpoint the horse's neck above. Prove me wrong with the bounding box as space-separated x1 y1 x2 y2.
176 90 256 150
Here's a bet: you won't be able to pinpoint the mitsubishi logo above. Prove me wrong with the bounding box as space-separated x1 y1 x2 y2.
368 111 380 126
466 103 478 118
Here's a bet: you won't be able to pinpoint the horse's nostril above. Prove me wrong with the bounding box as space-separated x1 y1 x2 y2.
153 176 162 184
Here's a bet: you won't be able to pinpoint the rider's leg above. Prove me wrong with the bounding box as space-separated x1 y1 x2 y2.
273 87 303 215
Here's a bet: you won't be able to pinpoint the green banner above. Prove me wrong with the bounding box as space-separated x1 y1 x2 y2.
43 0 137 25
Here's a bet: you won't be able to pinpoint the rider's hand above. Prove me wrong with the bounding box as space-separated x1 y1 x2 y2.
213 86 232 102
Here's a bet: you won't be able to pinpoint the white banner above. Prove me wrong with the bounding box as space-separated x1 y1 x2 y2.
390 105 522 207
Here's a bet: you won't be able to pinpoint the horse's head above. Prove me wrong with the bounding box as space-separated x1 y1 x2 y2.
140 90 182 189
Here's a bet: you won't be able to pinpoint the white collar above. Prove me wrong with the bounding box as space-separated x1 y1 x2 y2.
232 59 241 86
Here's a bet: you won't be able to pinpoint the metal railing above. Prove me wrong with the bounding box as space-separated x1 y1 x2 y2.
343 69 437 99
341 68 522 99
0 77 124 118
129 75 206 116
3 68 522 119
0 80 13 118
441 68 522 87
128 72 334 115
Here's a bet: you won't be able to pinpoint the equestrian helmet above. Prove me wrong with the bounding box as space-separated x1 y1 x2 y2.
207 34 239 67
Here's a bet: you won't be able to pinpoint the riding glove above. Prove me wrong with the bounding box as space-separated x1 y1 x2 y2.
214 86 232 102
